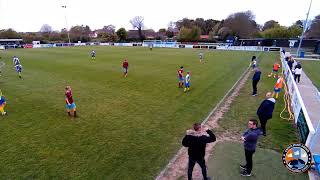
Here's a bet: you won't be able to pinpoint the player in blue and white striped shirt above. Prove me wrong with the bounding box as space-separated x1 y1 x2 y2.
184 71 191 92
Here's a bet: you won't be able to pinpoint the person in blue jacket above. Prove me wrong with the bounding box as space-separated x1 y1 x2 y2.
240 119 262 176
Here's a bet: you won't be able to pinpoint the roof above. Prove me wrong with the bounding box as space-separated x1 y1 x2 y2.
0 39 23 42
200 35 209 39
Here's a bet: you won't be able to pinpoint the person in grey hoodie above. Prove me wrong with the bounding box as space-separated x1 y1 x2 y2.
257 92 276 136
240 119 262 177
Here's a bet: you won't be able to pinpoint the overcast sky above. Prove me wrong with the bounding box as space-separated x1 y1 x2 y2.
0 0 319 32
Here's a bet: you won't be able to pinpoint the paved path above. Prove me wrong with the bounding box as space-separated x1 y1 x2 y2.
294 66 320 180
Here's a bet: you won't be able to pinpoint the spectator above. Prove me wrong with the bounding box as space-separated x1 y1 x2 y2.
257 92 276 136
287 57 294 72
251 56 257 69
252 68 261 96
240 119 262 176
182 123 216 180
293 64 302 83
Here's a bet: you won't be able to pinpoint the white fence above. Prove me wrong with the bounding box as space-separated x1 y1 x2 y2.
280 50 316 146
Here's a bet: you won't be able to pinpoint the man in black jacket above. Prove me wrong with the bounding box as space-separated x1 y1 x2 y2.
182 123 216 180
252 68 261 96
257 92 276 136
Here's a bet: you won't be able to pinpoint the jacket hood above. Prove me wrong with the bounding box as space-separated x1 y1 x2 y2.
267 98 276 103
186 129 209 137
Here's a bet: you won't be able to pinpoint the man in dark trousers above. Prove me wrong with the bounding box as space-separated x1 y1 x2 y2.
287 57 294 72
182 123 216 180
257 92 276 136
240 119 262 176
252 68 261 96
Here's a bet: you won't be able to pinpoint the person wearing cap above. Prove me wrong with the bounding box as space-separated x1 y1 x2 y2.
182 123 216 180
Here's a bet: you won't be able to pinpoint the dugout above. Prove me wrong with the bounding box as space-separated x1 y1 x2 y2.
239 38 319 48
0 39 23 49
315 41 320 54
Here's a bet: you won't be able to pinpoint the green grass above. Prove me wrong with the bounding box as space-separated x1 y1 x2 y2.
215 52 300 152
0 47 255 179
207 142 308 180
301 61 320 90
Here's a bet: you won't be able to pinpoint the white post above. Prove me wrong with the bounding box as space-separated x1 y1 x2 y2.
296 0 313 57
62 5 71 45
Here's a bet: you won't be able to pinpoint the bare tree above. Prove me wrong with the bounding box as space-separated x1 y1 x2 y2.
102 25 116 34
223 11 259 38
130 16 144 40
40 24 53 33
307 15 320 38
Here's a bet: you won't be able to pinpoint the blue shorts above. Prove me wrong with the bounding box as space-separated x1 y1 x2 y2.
273 69 278 72
66 103 76 110
123 68 128 73
185 82 190 87
178 77 184 82
274 88 281 93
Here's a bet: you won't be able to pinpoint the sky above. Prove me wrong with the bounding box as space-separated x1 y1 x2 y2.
0 0 319 32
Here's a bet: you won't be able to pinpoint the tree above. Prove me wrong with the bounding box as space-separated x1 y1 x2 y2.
176 18 194 30
98 32 118 42
288 25 302 38
217 27 232 40
158 28 166 33
40 24 53 33
195 18 206 34
69 25 92 42
116 28 128 41
204 19 220 35
130 16 144 40
260 26 290 38
168 21 176 32
262 20 280 31
101 25 116 34
223 11 259 38
294 20 304 28
0 28 21 39
167 21 177 38
178 26 201 41
21 32 38 43
307 15 320 38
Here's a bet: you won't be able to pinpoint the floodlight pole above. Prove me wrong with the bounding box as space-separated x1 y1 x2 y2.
296 0 313 57
62 5 71 45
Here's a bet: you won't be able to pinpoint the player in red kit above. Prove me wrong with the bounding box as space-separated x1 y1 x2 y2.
177 66 184 88
65 86 77 117
122 59 129 77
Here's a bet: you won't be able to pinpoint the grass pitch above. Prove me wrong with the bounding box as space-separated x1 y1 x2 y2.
0 47 254 179
301 60 320 90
